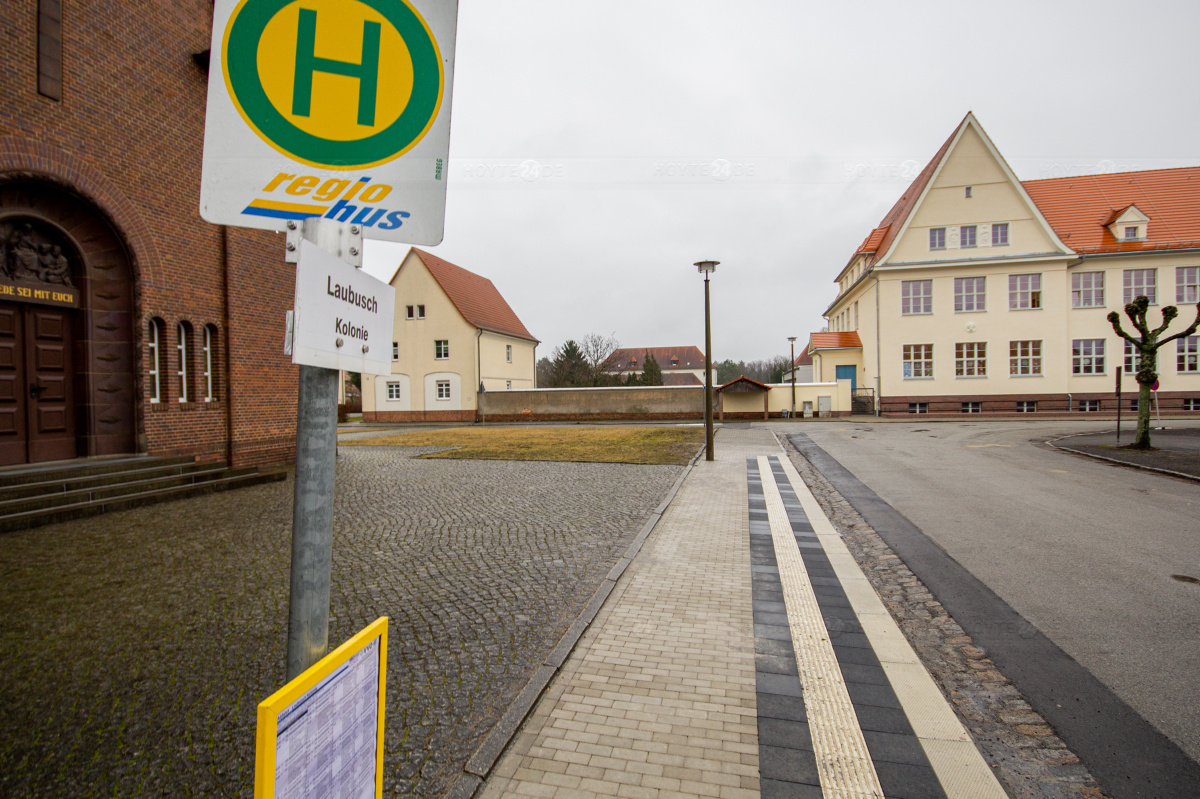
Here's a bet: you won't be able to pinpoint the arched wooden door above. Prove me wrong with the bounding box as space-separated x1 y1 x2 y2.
0 181 137 466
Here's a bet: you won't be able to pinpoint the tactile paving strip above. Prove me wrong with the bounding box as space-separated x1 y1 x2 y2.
758 456 886 799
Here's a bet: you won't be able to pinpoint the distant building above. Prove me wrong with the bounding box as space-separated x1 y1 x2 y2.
363 249 538 421
783 347 814 384
817 112 1200 416
606 346 716 386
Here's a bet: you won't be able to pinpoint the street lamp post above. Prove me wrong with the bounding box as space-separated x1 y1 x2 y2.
695 260 718 461
787 336 797 417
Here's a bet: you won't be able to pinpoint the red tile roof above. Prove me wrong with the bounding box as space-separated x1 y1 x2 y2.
609 346 707 371
409 249 537 342
809 332 863 350
794 349 813 366
663 372 702 386
856 226 889 254
1022 167 1200 254
855 116 963 269
717 376 770 392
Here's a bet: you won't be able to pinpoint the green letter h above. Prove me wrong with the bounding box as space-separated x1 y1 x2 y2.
292 8 381 126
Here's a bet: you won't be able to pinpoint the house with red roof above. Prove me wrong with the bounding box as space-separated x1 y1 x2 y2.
605 346 716 386
362 249 538 421
819 113 1200 415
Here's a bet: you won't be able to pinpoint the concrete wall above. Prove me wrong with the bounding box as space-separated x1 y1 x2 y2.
479 385 704 421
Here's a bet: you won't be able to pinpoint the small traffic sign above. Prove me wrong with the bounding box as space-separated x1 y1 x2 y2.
200 0 458 244
292 240 395 374
1152 379 1160 391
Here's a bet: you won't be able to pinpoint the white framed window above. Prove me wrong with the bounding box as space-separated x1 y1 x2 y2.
964 186 972 199
1178 336 1199 373
955 342 986 377
1009 340 1042 376
1078 399 1101 412
148 318 163 403
961 401 982 413
908 402 928 414
1072 271 1105 308
1072 339 1105 375
505 380 512 390
992 223 1009 246
387 382 401 400
954 277 985 312
436 380 451 400
1124 268 1156 304
506 344 512 363
929 228 946 250
203 325 216 402
960 225 977 248
1125 340 1143 374
1125 226 1139 240
417 304 425 319
901 280 932 315
392 341 399 361
1016 401 1038 413
177 322 190 403
1129 398 1140 411
902 344 933 379
1008 274 1042 310
1177 267 1200 304
406 305 414 319
435 340 449 359
1184 398 1200 411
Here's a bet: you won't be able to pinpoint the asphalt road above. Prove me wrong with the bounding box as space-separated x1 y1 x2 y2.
798 419 1200 765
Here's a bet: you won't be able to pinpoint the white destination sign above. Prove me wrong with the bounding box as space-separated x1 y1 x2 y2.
199 0 458 245
293 240 395 375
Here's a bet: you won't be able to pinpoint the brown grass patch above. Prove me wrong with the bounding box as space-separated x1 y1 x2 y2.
341 425 704 465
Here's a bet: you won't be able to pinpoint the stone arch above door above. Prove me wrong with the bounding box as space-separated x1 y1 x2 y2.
0 179 137 462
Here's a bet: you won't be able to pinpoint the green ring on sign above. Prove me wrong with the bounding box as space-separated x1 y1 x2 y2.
223 0 443 169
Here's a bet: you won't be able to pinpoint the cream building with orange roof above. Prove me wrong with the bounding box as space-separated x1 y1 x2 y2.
819 113 1200 416
363 249 538 422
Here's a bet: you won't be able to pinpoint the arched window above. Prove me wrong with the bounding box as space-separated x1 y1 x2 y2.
177 322 192 403
203 324 218 402
148 318 165 403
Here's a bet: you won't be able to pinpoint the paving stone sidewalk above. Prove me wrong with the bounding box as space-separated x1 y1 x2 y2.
477 427 1102 799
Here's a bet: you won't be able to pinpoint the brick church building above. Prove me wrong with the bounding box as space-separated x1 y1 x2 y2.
0 1 297 467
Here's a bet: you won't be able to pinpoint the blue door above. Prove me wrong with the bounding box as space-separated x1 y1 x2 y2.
835 365 856 393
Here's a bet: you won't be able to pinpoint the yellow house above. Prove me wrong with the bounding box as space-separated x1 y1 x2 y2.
819 113 1200 415
363 249 538 422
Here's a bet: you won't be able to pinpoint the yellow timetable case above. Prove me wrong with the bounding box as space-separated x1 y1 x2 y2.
254 617 388 799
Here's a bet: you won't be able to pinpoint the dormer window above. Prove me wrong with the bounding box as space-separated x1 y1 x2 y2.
1106 205 1149 241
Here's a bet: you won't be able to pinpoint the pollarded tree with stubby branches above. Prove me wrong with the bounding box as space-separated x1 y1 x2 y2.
1107 295 1200 449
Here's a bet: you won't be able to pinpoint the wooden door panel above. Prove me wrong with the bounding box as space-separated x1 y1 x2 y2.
26 307 74 462
0 304 26 465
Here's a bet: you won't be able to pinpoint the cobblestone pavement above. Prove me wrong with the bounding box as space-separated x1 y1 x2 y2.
0 444 685 798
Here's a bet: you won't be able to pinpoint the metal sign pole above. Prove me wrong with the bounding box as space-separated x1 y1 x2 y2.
285 219 363 680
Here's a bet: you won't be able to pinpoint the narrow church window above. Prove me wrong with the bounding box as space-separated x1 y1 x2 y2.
38 0 63 101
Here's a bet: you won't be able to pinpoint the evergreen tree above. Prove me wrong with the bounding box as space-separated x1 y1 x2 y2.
548 340 588 387
641 351 663 386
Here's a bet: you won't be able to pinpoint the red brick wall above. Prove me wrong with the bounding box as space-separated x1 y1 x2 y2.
0 1 297 466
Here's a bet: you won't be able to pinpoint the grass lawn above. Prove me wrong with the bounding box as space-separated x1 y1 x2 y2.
341 425 705 465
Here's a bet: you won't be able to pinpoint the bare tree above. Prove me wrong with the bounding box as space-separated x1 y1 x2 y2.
578 331 621 386
1107 295 1200 449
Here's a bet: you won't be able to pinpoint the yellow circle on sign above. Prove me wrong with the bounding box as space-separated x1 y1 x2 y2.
255 0 414 142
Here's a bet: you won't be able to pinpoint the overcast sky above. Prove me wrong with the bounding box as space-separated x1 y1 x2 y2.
361 0 1200 363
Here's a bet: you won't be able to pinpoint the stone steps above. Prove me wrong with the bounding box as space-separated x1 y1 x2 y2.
0 456 287 533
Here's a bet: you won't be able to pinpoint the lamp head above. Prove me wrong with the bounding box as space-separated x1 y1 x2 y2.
694 260 719 274
787 336 797 343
